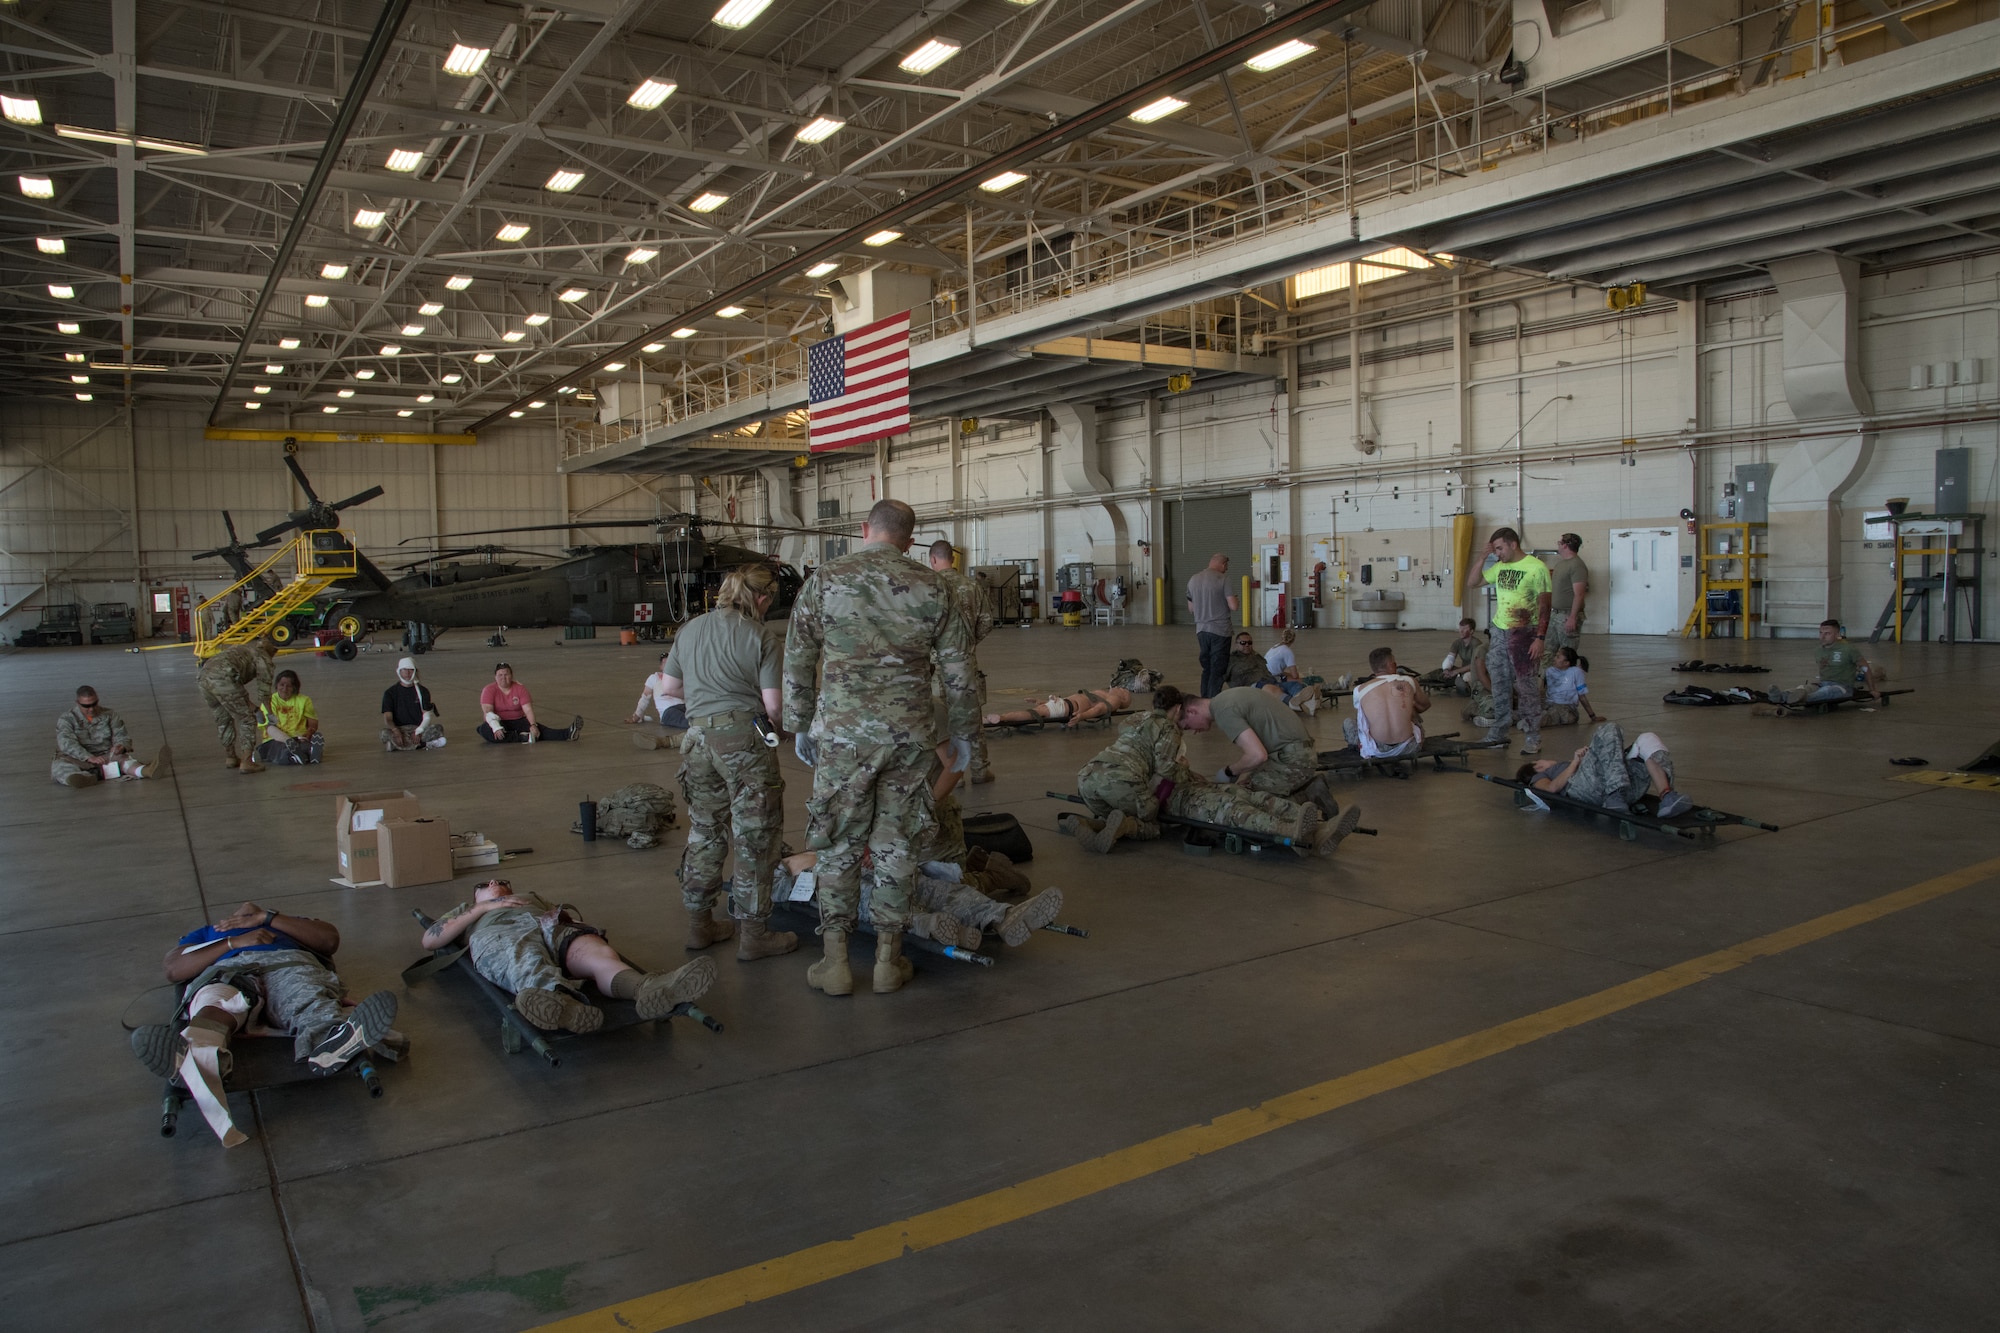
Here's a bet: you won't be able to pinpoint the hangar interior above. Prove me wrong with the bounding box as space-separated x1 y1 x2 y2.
2 0 1998 1330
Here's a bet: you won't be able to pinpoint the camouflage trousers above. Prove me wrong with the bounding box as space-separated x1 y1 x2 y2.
1168 780 1311 839
1077 758 1161 823
1244 738 1332 815
805 738 935 933
183 949 344 1062
1486 627 1543 743
467 906 604 996
1542 618 1582 666
969 670 991 780
864 868 1005 934
197 673 263 761
677 724 785 919
1558 722 1671 808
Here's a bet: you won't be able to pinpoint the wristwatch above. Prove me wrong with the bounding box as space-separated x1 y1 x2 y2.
262 909 276 927
1222 766 1236 781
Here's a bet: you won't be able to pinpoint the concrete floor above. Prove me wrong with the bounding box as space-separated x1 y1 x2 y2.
2 622 1996 1332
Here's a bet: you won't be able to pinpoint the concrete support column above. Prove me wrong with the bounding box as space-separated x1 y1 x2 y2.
1144 395 1165 624
1766 255 1876 634
1037 415 1055 617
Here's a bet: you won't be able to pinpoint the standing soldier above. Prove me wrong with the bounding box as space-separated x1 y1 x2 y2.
661 563 799 962
198 635 279 773
783 499 978 997
927 539 996 784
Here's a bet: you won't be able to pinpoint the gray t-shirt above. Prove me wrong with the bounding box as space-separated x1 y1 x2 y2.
1549 555 1590 619
1187 569 1233 636
663 609 782 719
1210 686 1307 752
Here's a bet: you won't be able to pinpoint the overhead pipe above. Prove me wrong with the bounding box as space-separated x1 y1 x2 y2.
205 0 415 425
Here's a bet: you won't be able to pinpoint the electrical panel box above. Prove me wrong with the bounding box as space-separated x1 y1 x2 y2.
1735 462 1775 524
1936 447 1971 514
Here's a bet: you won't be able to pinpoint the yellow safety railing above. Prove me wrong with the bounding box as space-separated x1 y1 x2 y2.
194 529 356 658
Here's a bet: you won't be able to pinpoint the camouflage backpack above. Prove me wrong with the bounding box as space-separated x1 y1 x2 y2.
1109 658 1163 691
591 782 679 848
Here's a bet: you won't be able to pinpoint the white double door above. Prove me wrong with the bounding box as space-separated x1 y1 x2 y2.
1607 528 1679 635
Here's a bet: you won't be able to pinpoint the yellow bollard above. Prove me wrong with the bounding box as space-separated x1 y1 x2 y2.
1153 577 1165 626
1241 574 1253 628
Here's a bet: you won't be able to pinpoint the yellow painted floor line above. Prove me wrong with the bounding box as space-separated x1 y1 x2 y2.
531 854 2000 1333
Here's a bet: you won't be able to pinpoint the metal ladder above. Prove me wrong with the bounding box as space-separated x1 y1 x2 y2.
194 529 356 657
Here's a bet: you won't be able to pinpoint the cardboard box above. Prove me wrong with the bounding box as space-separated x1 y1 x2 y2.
379 817 453 888
335 789 423 882
452 838 500 870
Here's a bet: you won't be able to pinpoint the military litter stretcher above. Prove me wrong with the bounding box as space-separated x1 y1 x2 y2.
402 909 721 1066
1045 790 1375 859
767 898 1089 967
1758 688 1913 717
1316 731 1506 779
987 709 1139 735
1476 772 1781 844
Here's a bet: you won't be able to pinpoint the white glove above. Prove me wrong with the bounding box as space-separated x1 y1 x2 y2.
1213 765 1235 784
944 737 972 773
794 733 817 767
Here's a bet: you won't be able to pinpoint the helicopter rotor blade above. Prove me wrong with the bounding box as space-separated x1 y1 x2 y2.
254 518 301 545
282 453 321 504
331 485 386 511
397 519 663 544
222 510 240 544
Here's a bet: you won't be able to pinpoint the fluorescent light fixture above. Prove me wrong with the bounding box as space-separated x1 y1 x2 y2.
523 313 550 327
446 274 473 290
279 337 300 349
418 301 443 316
671 327 697 338
353 208 386 228
558 386 578 394
1245 38 1316 72
337 388 355 398
385 148 423 172
689 191 729 213
322 405 339 413
496 222 530 241
502 330 525 342
863 229 901 246
603 362 626 372
642 342 666 353
442 44 491 77
75 393 93 401
48 284 74 299
57 321 79 333
71 374 88 384
401 323 424 336
253 385 271 394
557 287 588 303
55 125 205 154
2 94 42 125
417 393 435 402
628 78 676 109
797 116 845 143
380 344 401 355
36 236 64 254
625 246 658 264
264 364 284 374
980 170 1027 193
1129 95 1187 123
899 38 961 74
354 369 376 380
546 168 585 193
64 352 85 363
509 410 524 418
712 0 773 29
806 261 839 278
321 262 348 279
398 409 414 417
305 294 329 307
716 305 745 318
474 352 495 363
244 401 260 410
88 361 169 373
529 400 547 409
20 175 54 198
442 373 462 383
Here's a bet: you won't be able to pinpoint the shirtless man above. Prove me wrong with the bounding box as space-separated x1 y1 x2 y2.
1342 647 1431 758
986 685 1132 729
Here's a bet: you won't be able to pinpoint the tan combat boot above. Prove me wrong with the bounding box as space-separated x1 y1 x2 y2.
238 747 265 774
1078 812 1136 854
872 929 914 993
222 752 239 769
685 904 735 950
736 915 799 961
806 927 853 995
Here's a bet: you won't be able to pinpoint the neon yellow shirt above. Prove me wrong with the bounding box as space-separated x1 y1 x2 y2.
1483 557 1552 630
262 693 317 737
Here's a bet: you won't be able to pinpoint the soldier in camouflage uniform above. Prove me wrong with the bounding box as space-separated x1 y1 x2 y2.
420 879 716 1033
928 540 996 783
51 684 170 786
197 635 278 772
1183 686 1337 816
662 564 798 962
783 498 979 997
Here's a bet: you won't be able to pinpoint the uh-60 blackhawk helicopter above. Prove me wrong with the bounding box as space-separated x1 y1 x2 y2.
193 454 825 657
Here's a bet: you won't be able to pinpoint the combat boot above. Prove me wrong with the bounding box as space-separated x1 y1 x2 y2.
684 905 735 950
1313 806 1363 857
238 754 266 774
872 929 914 993
1078 812 1136 854
999 887 1064 947
736 915 799 961
633 957 717 1020
1289 804 1321 847
222 753 239 769
1056 812 1097 838
806 927 853 996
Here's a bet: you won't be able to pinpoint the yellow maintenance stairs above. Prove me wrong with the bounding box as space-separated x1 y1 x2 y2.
194 529 361 658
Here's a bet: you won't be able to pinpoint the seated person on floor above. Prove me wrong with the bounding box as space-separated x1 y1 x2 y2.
1422 619 1486 695
627 651 689 750
479 662 583 743
1070 685 1359 857
419 879 714 1033
986 685 1132 729
1518 722 1691 818
380 657 445 751
131 901 399 1148
1109 658 1164 692
1263 629 1331 714
1181 685 1335 816
1541 647 1603 727
52 684 170 787
1224 631 1284 696
1341 647 1431 758
1767 620 1885 707
256 669 324 765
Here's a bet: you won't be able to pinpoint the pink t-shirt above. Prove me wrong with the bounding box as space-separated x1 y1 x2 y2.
480 681 533 720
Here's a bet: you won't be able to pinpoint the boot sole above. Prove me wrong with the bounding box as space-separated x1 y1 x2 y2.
635 956 717 1019
1315 807 1363 856
1077 817 1132 854
131 1024 185 1081
515 988 604 1033
1000 887 1065 947
307 991 399 1072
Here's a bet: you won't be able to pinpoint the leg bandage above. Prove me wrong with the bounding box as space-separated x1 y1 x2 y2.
180 986 249 1147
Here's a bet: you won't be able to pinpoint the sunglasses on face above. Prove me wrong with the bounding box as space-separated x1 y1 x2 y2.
478 879 511 891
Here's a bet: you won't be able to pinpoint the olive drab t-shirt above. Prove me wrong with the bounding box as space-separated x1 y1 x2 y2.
1815 640 1863 684
1483 556 1552 630
1548 555 1589 619
1209 686 1307 753
1186 569 1234 636
663 609 783 719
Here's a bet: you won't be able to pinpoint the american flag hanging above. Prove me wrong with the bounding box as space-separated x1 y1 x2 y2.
806 311 911 453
